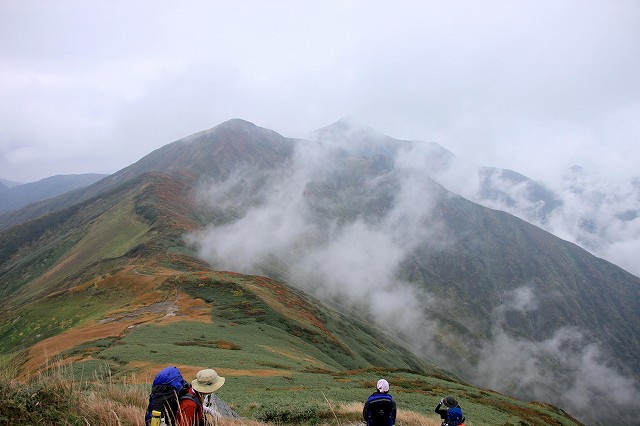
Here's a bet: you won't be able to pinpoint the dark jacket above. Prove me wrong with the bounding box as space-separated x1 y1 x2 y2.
363 391 396 426
434 402 465 425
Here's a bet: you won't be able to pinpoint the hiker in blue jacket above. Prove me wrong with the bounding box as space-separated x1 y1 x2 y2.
434 395 465 426
362 379 397 426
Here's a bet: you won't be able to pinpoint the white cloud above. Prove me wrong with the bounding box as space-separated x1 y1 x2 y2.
187 136 640 423
0 1 638 184
473 290 640 425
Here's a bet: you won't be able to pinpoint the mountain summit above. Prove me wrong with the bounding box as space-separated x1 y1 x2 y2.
313 116 408 159
0 118 638 424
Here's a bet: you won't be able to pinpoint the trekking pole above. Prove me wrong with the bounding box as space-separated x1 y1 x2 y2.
150 410 162 426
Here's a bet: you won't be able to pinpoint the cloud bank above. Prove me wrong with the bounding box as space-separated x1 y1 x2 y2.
475 287 640 425
437 152 640 277
1 1 639 186
187 138 639 424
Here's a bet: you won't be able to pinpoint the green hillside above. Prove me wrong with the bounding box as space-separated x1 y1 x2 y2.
3 119 635 424
0 267 582 425
0 170 582 425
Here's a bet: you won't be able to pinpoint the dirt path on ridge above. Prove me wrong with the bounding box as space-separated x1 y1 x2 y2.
21 265 213 379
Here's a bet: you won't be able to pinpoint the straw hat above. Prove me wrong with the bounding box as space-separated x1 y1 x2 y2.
191 369 225 393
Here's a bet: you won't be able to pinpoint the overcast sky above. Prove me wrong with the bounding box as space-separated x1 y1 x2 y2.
1 0 639 185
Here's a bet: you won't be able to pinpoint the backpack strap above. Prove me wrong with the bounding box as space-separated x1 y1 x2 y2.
179 393 202 410
178 393 206 426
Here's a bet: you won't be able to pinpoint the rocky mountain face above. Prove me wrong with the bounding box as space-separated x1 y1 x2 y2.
1 118 638 424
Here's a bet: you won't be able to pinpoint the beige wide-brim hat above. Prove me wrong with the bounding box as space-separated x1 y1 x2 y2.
192 369 225 393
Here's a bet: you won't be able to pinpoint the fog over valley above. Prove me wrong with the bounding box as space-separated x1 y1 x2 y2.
185 125 640 423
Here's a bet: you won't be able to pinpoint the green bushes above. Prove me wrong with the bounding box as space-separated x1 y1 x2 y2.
252 402 321 424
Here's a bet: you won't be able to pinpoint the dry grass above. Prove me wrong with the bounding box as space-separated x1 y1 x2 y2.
3 358 449 426
396 409 442 426
81 377 149 426
330 401 442 426
101 392 444 426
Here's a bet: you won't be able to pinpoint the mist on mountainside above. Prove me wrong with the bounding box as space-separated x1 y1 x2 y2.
473 287 639 425
186 127 640 425
313 118 640 279
430 149 640 278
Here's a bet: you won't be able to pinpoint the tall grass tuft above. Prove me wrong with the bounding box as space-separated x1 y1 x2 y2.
0 361 83 425
0 358 148 426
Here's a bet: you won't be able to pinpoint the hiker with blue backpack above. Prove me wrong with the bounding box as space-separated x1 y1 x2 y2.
145 366 225 426
362 379 397 426
434 395 465 426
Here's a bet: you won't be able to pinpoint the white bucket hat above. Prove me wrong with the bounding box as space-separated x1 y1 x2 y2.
192 369 225 393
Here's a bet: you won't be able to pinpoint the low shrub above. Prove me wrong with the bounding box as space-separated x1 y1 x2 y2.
252 402 321 424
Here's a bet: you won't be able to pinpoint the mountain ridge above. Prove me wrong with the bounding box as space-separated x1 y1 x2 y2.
0 173 107 215
0 118 637 424
0 170 583 425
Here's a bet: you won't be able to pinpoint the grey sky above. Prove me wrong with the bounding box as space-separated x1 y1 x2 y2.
1 0 639 185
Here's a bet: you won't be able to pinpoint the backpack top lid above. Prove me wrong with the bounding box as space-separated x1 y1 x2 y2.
152 366 187 390
145 367 189 426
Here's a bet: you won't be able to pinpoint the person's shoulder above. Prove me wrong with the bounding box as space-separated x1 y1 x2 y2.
368 392 393 400
179 391 199 407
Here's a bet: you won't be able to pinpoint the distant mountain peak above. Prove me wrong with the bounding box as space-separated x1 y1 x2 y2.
310 117 407 161
331 115 362 129
0 178 23 188
0 173 107 215
179 118 283 147
214 118 258 130
190 118 259 139
314 116 383 141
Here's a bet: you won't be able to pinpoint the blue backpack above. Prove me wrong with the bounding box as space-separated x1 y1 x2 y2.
365 393 395 426
445 407 464 426
144 366 190 426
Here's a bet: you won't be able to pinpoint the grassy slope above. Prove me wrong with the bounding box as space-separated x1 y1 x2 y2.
0 173 582 425
5 267 580 425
